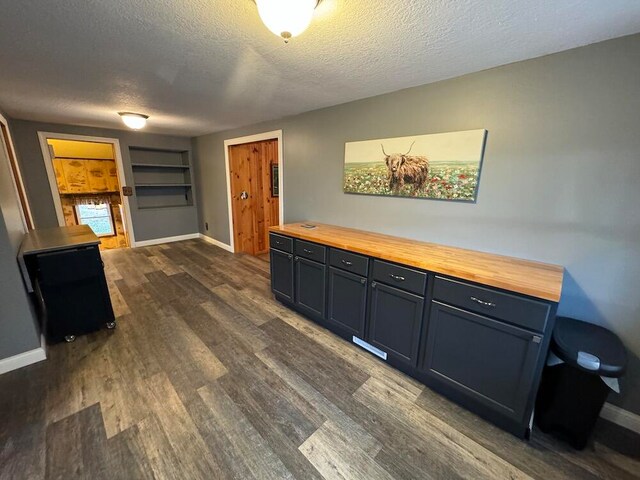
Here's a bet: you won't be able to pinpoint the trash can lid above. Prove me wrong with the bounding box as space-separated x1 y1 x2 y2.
552 317 627 377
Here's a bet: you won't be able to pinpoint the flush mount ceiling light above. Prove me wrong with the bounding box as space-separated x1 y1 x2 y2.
118 112 149 130
255 0 320 43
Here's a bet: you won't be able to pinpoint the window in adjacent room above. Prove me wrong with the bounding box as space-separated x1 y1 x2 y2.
75 203 115 237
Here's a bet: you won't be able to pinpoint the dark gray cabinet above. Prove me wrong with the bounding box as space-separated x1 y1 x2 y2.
270 248 294 301
422 301 543 422
368 281 424 366
269 232 557 438
295 256 326 318
327 267 367 337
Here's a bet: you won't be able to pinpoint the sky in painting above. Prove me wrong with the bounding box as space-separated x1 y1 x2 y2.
344 129 486 164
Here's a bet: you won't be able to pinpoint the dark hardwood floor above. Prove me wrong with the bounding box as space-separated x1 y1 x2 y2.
1 239 638 480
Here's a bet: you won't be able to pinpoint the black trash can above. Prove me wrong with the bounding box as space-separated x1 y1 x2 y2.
535 317 627 449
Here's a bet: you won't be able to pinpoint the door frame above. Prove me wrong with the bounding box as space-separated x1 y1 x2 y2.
223 129 283 253
0 113 33 230
37 131 137 247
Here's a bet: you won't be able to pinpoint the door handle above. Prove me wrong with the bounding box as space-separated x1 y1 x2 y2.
470 296 496 308
240 191 249 200
341 259 353 266
389 274 405 282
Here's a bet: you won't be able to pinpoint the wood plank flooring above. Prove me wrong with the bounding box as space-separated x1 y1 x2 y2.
1 239 638 480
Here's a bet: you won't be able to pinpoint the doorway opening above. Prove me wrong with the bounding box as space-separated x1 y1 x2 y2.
224 130 283 256
38 133 135 250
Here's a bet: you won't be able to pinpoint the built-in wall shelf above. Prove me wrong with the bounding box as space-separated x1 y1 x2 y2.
131 163 190 169
130 146 193 209
138 204 194 210
135 183 192 188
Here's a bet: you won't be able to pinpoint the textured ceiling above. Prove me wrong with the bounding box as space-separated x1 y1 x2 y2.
1 0 639 136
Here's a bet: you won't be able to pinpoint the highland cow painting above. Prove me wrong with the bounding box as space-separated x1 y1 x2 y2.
343 129 487 202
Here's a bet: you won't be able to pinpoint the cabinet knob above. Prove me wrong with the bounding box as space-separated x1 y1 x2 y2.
532 335 542 344
360 278 366 285
294 256 299 262
371 281 377 288
287 254 292 259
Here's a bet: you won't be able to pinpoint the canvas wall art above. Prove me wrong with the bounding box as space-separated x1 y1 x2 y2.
343 129 487 202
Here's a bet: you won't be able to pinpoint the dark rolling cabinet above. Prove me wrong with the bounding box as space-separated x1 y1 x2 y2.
327 266 367 337
422 301 545 428
295 256 327 318
270 248 294 301
368 281 424 366
36 246 115 343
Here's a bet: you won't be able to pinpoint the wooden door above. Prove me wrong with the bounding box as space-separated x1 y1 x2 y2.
229 139 279 255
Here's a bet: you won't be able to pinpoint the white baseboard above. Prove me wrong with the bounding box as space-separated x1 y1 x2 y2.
199 233 234 253
134 233 200 247
601 403 640 434
0 345 47 375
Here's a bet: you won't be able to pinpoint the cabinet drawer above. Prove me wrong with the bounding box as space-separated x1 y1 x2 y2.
432 276 550 332
295 239 326 263
372 260 427 296
329 248 369 277
269 233 293 253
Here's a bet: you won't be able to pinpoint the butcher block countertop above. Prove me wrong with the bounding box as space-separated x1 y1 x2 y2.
269 223 564 302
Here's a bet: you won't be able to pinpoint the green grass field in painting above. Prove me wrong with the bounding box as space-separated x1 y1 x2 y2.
343 161 479 201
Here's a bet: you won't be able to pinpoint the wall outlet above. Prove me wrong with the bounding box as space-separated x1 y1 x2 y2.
205 222 209 231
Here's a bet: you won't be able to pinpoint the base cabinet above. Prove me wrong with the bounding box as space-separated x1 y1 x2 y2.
270 249 294 301
368 281 424 366
269 232 556 438
327 267 367 337
295 256 326 318
422 301 543 423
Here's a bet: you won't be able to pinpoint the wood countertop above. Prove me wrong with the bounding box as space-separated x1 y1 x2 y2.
269 223 564 302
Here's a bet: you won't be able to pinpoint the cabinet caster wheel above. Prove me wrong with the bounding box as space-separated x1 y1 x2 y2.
106 321 116 330
64 335 76 343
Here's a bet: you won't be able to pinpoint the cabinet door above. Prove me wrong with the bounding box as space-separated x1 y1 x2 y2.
368 282 424 366
295 256 326 318
327 267 367 337
422 301 543 422
270 248 294 301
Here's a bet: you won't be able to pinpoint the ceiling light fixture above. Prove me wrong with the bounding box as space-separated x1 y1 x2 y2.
118 112 149 130
255 0 320 43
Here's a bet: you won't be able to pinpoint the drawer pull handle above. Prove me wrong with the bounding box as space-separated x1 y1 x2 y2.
341 259 353 266
275 240 282 245
303 248 314 254
389 274 405 282
470 296 496 308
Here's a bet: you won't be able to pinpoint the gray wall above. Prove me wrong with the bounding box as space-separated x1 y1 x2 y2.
9 120 198 242
193 33 640 414
0 114 40 360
